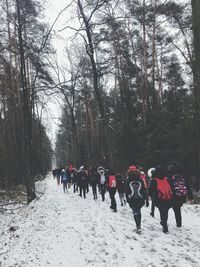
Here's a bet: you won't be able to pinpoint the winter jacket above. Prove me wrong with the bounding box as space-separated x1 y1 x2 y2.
77 170 88 186
89 172 99 186
61 170 70 183
116 175 125 193
125 171 148 209
55 168 61 176
71 170 78 184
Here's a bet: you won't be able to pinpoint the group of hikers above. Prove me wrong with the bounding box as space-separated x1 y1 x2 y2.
52 162 194 235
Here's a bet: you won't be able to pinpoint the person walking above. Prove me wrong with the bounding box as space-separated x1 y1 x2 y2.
116 173 126 206
52 169 56 179
168 162 194 227
71 167 78 193
97 167 107 201
89 166 98 200
61 167 70 193
77 166 88 198
125 167 149 234
55 168 61 186
107 170 117 212
149 166 172 233
147 168 156 217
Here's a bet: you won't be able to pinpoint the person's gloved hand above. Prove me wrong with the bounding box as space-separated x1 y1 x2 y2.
146 200 149 207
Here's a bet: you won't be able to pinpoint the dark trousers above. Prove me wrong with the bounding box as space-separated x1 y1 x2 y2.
172 202 183 227
63 181 67 193
157 203 171 232
109 188 117 210
100 185 106 201
56 175 60 185
80 184 86 198
151 201 155 217
92 185 97 199
73 183 78 193
132 207 142 228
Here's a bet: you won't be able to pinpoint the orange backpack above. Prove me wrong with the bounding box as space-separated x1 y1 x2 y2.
155 177 172 200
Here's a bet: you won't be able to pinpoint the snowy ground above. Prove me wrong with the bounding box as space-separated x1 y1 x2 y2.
0 174 200 267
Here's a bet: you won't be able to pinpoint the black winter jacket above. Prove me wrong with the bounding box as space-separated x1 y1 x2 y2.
125 176 148 208
116 175 125 193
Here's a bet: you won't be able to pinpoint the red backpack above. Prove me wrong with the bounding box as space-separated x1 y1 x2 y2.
108 175 117 188
155 177 172 200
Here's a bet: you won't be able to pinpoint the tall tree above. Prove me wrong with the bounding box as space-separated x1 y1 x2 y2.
192 0 200 190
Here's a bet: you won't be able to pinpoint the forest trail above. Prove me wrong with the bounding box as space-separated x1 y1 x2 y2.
0 174 200 267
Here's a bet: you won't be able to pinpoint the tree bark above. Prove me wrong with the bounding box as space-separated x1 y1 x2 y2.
192 0 200 191
142 0 148 126
77 0 109 162
77 0 104 120
16 0 36 202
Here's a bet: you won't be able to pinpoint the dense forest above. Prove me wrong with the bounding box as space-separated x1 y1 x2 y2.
0 0 53 201
54 0 200 190
1 0 200 202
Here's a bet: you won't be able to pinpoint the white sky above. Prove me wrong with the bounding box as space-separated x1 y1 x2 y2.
42 0 78 148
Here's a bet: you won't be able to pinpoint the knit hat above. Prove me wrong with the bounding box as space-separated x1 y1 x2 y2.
147 168 156 178
128 165 137 171
127 168 141 179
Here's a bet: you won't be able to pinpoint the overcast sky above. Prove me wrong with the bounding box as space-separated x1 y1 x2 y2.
42 0 77 148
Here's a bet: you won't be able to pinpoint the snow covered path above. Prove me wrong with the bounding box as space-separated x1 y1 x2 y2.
1 174 200 267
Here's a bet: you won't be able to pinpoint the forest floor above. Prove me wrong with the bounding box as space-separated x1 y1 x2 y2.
0 174 200 267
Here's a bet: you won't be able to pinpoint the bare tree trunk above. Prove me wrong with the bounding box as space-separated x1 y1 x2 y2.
151 0 157 108
77 0 104 120
192 0 200 191
142 0 148 126
77 0 109 163
16 0 36 202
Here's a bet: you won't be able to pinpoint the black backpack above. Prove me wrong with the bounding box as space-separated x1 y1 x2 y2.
129 181 142 199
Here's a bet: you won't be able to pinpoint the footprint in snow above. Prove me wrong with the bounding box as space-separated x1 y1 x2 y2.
125 234 137 241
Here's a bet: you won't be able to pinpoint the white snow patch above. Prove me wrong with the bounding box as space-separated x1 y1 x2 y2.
0 174 200 267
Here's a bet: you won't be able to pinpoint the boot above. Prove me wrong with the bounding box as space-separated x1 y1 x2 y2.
136 226 142 234
160 221 168 233
134 214 141 233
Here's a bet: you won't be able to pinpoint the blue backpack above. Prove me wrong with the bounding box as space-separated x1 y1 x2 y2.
62 171 68 182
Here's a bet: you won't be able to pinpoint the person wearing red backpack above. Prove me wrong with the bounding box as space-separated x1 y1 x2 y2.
107 170 117 212
167 163 194 227
148 166 172 233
